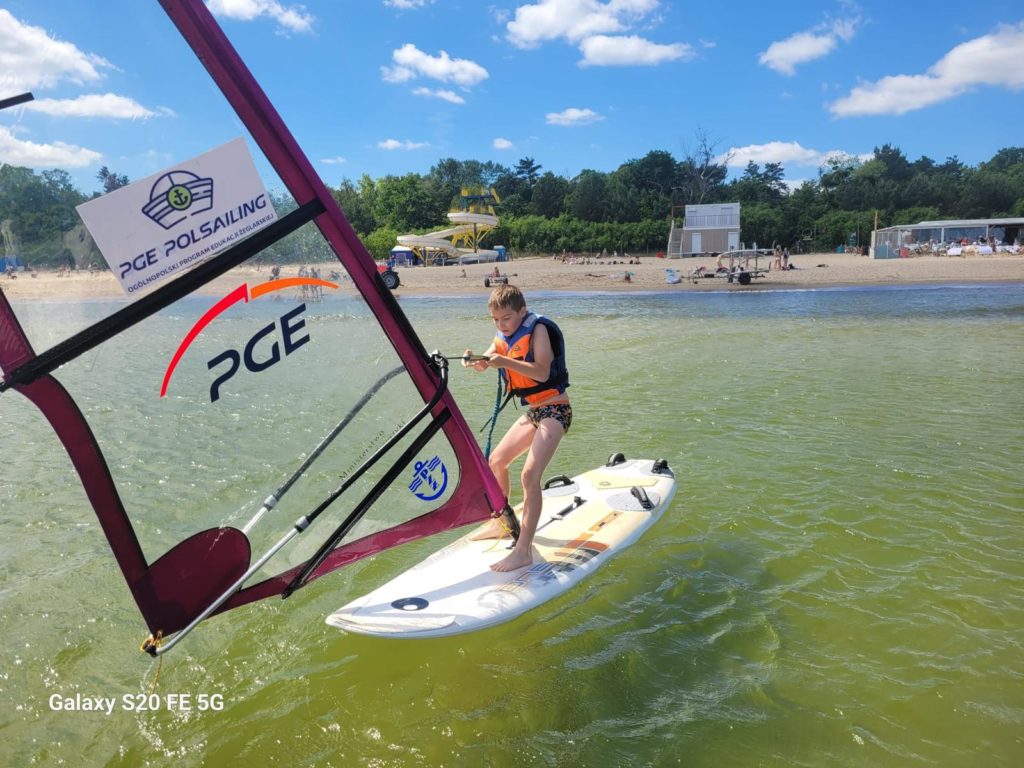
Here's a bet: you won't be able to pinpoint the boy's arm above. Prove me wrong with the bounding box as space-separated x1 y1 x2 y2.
489 323 553 381
464 341 498 371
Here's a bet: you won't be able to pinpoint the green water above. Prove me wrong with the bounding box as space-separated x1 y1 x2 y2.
2 285 1022 766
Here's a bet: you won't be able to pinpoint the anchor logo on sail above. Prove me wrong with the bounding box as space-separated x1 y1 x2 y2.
142 169 214 229
409 456 448 501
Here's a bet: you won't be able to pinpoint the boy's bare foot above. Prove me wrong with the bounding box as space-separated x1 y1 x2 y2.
490 547 533 572
470 519 510 540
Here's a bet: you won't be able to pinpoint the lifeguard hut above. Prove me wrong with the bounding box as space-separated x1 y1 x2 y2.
667 203 741 257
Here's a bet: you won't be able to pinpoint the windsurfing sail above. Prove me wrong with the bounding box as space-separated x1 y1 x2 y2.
0 0 505 655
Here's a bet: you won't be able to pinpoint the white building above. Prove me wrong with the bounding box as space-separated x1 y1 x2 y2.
667 203 741 257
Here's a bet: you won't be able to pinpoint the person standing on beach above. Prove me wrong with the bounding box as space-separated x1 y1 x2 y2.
463 285 571 572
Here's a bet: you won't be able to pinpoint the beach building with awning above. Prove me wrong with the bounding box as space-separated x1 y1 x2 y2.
872 217 1024 258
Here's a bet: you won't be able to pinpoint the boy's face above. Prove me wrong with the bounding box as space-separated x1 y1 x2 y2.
490 304 527 336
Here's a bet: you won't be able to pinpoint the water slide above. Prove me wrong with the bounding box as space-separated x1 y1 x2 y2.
397 211 501 264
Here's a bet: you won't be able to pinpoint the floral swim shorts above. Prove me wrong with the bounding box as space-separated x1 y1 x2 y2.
526 403 573 433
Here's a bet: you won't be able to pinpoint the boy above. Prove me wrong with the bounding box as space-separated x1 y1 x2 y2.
464 285 571 572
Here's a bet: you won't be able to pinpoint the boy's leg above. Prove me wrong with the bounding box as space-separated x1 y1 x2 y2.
489 415 537 497
491 417 566 572
471 416 535 540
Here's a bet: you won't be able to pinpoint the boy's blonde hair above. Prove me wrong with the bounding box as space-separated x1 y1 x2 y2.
488 284 526 312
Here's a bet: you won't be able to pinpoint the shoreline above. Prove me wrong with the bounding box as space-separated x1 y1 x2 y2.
2 252 1023 302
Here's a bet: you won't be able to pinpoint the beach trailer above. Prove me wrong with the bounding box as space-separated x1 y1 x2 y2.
667 203 741 257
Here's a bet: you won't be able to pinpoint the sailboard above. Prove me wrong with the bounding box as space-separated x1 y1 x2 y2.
327 456 677 638
0 0 506 655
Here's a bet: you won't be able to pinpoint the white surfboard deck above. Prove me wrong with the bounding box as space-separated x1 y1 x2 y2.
325 457 676 638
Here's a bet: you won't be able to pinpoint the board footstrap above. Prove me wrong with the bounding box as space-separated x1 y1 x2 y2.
630 486 654 510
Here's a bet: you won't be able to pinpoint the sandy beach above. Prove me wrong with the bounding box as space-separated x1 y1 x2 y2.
2 252 1023 302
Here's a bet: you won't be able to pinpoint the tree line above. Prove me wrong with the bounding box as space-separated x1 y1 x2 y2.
2 141 1023 269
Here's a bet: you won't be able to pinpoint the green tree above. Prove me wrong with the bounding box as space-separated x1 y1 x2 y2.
957 168 1019 217
779 181 823 247
496 190 530 217
427 158 506 207
931 157 967 214
371 173 446 231
604 173 640 222
983 147 1024 172
873 144 913 182
731 162 783 205
814 209 873 251
0 165 90 266
819 155 859 205
890 206 940 226
514 157 542 187
615 150 678 196
566 170 608 222
740 202 786 248
611 150 679 219
427 157 463 207
530 171 568 218
361 226 401 261
331 178 375 234
96 166 129 194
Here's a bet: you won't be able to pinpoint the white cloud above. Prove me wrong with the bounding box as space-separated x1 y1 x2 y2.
719 141 870 168
412 86 465 104
0 9 111 93
382 44 488 88
579 34 692 66
384 0 429 8
721 141 823 167
205 0 314 33
831 17 859 43
378 138 429 150
0 125 101 168
321 156 347 164
829 22 1024 116
493 137 514 149
0 10 170 131
759 32 835 76
24 93 163 119
546 107 603 126
759 16 862 75
507 0 659 48
505 0 687 68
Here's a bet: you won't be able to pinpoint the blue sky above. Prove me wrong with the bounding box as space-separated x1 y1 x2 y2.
1 0 1023 195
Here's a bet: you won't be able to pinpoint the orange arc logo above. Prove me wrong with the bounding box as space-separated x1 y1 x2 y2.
160 277 337 397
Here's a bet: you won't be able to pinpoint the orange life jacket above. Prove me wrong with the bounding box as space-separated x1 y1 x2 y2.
493 312 569 405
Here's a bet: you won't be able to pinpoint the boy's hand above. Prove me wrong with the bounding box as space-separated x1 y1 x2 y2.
463 349 489 371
